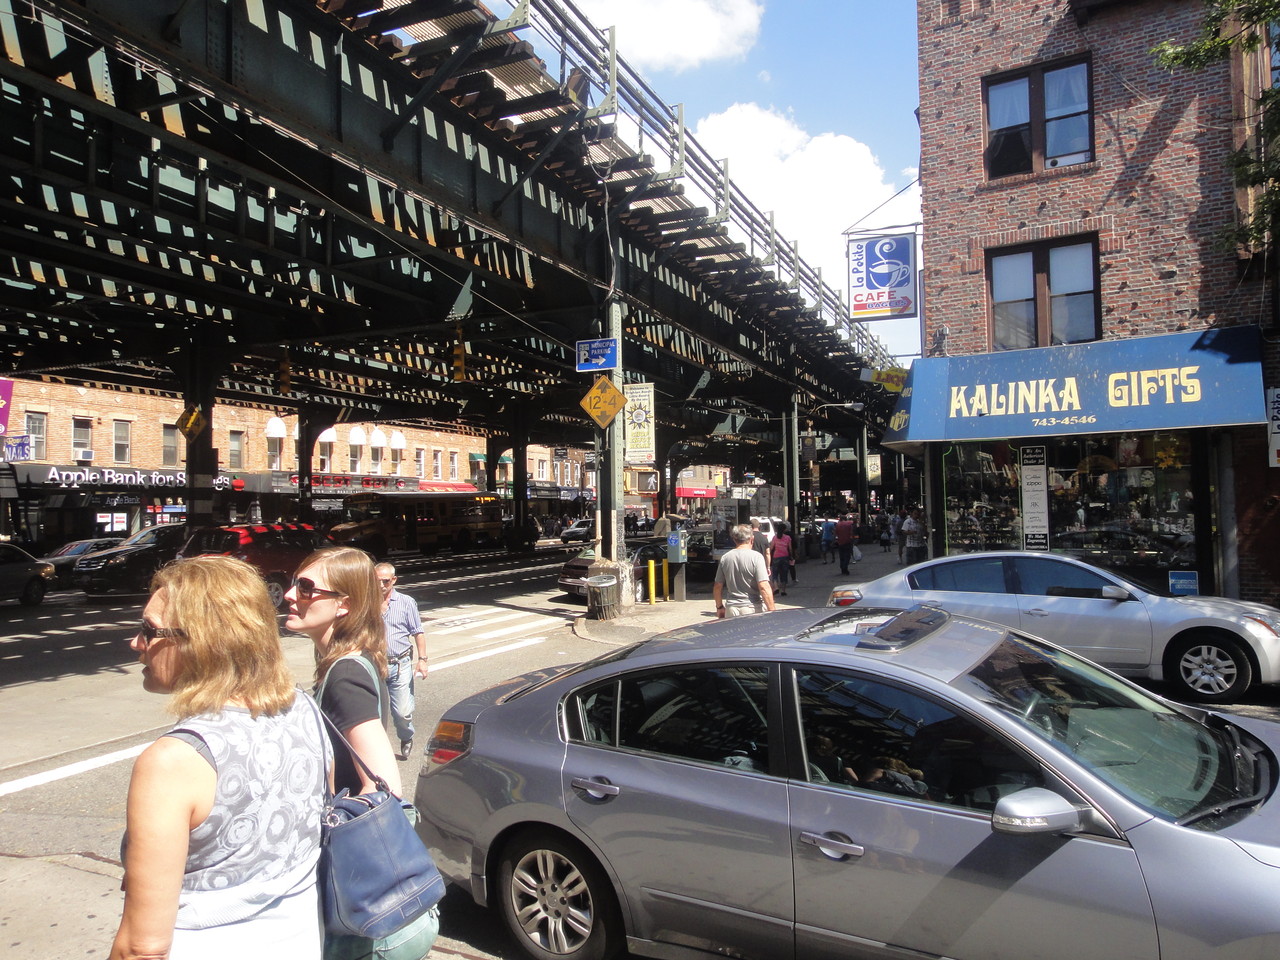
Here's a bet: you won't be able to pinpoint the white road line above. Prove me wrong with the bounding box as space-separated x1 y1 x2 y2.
474 618 557 641
432 609 531 635
0 636 547 798
0 743 147 798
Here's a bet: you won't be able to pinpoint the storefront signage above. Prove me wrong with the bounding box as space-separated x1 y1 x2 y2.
1019 446 1049 551
43 466 233 490
1168 571 1199 596
675 486 717 498
883 327 1266 448
1268 388 1280 468
281 473 416 492
3 434 31 461
0 377 12 436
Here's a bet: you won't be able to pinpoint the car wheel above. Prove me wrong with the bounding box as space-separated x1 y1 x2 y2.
1165 632 1253 703
265 576 288 611
19 578 46 606
498 830 622 960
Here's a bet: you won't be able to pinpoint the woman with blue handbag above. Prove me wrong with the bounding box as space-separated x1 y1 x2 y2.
111 556 331 960
286 546 440 960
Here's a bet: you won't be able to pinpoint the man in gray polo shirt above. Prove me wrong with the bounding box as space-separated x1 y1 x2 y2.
714 523 777 618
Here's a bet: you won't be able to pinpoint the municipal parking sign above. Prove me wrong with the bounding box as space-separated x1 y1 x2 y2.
576 337 619 372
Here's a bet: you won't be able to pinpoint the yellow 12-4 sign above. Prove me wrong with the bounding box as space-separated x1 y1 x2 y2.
580 375 627 429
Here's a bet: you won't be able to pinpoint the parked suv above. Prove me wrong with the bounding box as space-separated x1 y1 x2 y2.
176 523 330 608
73 524 189 597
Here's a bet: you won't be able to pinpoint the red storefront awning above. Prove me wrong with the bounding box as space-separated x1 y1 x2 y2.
675 486 717 498
417 480 478 492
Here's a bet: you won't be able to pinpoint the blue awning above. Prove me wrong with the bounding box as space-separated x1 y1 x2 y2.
882 326 1266 454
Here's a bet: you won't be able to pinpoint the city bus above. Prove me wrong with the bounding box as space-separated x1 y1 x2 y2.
329 490 505 557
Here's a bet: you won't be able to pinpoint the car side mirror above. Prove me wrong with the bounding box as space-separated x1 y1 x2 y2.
1100 585 1130 601
991 787 1086 836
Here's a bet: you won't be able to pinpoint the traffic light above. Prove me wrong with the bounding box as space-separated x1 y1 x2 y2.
277 358 292 395
452 327 466 382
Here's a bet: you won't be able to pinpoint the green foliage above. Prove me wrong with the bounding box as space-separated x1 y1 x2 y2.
1153 2 1280 246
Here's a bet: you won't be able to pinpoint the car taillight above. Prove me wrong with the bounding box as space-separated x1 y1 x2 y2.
426 720 472 767
827 588 863 607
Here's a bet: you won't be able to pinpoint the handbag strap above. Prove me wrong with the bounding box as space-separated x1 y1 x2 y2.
315 653 393 796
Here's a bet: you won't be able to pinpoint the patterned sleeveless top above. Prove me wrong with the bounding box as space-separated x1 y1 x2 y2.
166 692 331 928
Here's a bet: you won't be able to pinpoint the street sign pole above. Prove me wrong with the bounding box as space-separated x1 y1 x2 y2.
602 301 625 563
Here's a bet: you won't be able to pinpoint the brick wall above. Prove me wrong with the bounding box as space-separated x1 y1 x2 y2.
916 0 1280 601
4 379 554 477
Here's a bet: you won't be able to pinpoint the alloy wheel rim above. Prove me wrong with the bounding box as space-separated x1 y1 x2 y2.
509 848 594 954
1179 644 1237 695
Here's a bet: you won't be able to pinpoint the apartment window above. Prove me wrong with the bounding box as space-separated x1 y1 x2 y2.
163 424 181 467
72 417 92 459
535 459 548 481
985 60 1090 178
989 239 1099 351
573 463 581 486
349 444 362 474
553 461 562 485
318 441 333 472
113 421 131 464
228 430 245 469
415 448 426 478
432 450 442 480
24 412 46 460
390 449 402 475
266 437 283 471
449 451 459 480
371 447 384 474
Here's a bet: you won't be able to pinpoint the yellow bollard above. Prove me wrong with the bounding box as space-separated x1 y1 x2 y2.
662 558 670 601
647 559 657 604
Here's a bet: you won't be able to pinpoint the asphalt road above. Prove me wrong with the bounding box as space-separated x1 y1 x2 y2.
0 545 629 960
5 544 1280 960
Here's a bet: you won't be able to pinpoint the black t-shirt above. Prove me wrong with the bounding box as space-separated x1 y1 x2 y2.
318 653 389 795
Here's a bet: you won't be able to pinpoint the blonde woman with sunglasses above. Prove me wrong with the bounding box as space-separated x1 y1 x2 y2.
285 546 400 798
111 556 330 960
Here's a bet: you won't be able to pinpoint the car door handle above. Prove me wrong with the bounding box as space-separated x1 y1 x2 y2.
571 777 620 799
799 831 864 860
1025 607 1050 617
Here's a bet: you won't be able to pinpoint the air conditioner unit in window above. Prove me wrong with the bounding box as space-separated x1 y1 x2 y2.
74 449 94 461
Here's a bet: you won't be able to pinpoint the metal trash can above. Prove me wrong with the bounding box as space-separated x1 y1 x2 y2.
585 575 620 620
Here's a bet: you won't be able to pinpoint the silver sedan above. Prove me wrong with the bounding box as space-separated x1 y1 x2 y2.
829 550 1280 703
416 605 1280 960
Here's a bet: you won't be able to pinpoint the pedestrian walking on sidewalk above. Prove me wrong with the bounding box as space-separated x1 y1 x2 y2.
715 524 776 618
376 562 429 761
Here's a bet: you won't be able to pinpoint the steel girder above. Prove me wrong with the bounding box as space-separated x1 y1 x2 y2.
0 0 891 462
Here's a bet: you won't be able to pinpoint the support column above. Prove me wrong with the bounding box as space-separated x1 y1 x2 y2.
173 340 228 530
783 395 801 530
485 434 507 493
507 407 531 549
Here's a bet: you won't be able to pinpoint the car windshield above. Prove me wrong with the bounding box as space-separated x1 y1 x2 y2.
952 633 1271 827
120 526 166 546
49 541 95 557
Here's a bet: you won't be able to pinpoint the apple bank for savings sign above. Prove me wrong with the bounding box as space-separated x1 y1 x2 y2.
848 234 917 320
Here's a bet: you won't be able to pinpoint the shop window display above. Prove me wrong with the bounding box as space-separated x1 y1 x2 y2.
942 434 1196 590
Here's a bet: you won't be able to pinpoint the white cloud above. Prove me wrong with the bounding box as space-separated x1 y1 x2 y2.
573 0 763 73
691 103 922 359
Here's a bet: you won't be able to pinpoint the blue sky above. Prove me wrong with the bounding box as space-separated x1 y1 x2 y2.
571 0 923 360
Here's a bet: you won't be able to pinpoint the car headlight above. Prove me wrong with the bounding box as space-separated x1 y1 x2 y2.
106 554 129 566
828 587 863 607
1244 614 1280 637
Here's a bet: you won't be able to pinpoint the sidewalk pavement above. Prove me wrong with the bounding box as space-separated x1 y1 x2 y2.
573 537 904 645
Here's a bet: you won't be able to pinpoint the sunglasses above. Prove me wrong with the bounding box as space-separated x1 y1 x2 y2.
292 576 343 600
136 621 184 649
378 578 395 586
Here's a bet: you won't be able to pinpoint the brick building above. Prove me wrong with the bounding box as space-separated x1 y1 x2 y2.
884 0 1280 603
1 379 591 549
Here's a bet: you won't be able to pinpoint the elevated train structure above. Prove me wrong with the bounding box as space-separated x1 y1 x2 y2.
0 0 896 525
